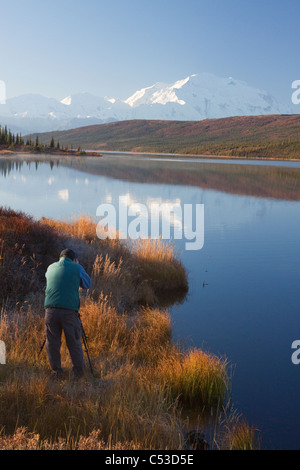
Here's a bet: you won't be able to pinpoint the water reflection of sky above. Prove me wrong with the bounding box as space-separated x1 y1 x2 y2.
0 161 289 243
0 153 295 239
1 159 300 450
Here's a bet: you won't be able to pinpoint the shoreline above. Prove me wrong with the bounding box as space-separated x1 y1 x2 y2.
0 147 102 158
94 149 300 163
1 147 300 163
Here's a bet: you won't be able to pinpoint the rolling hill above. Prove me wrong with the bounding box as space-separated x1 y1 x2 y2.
26 114 300 159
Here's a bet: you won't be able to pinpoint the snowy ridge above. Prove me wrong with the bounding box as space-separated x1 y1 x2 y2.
0 73 293 133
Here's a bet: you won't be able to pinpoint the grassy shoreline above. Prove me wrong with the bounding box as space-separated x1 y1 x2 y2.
88 149 300 162
1 147 300 162
0 208 259 450
0 145 102 158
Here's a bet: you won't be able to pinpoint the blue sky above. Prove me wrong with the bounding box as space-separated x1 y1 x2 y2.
0 0 299 106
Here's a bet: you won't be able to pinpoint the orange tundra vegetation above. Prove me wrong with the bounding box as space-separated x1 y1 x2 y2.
27 114 300 159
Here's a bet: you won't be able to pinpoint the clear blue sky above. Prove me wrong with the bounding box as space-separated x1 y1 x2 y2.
0 0 299 106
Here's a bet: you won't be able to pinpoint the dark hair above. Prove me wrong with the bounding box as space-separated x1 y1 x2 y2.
59 248 76 261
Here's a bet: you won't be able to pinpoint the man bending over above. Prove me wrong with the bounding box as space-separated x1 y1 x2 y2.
44 248 92 379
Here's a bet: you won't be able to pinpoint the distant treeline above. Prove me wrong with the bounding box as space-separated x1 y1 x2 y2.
0 124 87 154
0 124 24 146
0 124 62 151
135 137 300 159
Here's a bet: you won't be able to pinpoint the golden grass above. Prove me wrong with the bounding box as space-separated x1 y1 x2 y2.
0 427 144 450
0 364 183 448
130 237 176 263
0 209 258 449
0 291 231 449
155 348 228 408
40 214 188 308
40 214 97 241
215 414 260 450
129 237 188 291
229 421 259 450
80 296 172 363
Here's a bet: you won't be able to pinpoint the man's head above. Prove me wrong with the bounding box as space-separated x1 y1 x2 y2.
59 248 77 261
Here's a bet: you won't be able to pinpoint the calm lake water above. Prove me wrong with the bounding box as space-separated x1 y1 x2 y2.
1 153 300 449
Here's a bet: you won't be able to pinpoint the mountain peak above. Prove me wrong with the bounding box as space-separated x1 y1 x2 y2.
0 72 293 134
61 96 72 106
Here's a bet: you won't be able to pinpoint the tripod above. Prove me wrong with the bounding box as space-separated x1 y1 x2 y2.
78 314 95 377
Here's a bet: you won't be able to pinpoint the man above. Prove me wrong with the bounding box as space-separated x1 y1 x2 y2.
44 248 92 379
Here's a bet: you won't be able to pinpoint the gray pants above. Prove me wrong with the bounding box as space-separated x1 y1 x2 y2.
45 308 84 377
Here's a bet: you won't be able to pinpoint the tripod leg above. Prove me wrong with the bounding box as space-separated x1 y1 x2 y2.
33 339 46 367
39 339 46 354
80 322 95 377
82 335 94 376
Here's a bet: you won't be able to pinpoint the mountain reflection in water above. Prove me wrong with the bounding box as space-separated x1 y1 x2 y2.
1 154 300 201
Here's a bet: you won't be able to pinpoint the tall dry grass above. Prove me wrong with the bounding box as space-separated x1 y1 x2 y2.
0 208 258 450
0 296 230 449
227 421 260 450
79 295 172 364
0 301 183 448
127 237 188 305
0 208 63 306
0 427 144 450
0 364 183 448
40 214 188 309
155 348 229 409
213 409 260 450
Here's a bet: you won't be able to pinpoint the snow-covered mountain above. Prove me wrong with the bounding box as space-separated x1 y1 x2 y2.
0 92 121 134
0 73 292 134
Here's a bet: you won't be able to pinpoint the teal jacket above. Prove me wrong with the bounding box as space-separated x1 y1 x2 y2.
44 257 92 311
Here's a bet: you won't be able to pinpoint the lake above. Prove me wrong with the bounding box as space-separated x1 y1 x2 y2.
1 153 300 449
